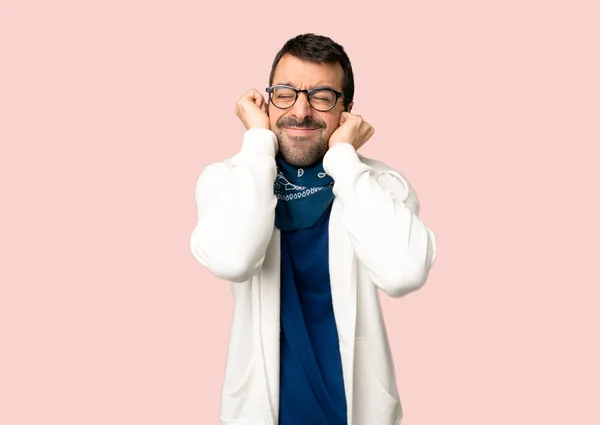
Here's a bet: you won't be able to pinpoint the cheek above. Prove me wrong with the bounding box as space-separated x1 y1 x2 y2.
323 115 341 134
269 110 282 129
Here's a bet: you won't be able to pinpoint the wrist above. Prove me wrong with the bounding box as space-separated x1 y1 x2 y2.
328 139 354 149
248 123 270 130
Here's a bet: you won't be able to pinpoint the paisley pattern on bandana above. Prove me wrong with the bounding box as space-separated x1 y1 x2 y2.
274 171 329 201
274 155 335 231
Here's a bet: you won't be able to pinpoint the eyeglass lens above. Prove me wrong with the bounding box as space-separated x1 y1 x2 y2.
271 87 337 111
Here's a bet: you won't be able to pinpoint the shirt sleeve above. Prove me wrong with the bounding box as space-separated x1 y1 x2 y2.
190 129 279 283
323 143 438 298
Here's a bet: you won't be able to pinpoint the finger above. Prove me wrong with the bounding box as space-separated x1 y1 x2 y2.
238 90 253 110
246 88 265 109
244 88 260 102
255 94 265 109
339 111 351 125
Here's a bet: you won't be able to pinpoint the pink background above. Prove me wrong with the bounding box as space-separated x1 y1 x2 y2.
1 0 599 424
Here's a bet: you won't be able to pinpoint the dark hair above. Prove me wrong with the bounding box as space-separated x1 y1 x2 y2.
269 33 354 110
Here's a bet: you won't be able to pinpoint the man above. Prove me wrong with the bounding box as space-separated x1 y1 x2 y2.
190 33 437 425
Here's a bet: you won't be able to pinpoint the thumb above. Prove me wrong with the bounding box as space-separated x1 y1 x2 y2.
254 91 265 108
339 111 352 126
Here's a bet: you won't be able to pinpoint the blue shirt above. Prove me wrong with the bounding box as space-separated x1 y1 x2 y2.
279 202 347 425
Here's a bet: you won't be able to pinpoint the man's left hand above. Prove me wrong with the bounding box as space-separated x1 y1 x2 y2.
328 112 375 150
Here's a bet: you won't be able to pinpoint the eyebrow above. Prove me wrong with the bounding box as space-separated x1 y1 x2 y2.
274 82 339 91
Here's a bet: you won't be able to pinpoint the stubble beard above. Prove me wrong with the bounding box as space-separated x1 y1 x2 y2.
276 131 329 167
274 114 330 167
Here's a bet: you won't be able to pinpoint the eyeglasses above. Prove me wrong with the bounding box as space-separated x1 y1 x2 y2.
266 85 344 112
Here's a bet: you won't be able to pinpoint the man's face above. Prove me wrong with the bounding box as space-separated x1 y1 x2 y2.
268 54 352 167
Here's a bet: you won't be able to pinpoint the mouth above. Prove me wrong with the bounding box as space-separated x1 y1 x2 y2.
283 127 320 135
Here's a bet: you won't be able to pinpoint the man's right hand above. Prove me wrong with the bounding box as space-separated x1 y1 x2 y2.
235 89 270 130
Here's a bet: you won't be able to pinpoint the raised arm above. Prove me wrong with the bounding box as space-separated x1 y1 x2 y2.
190 90 278 283
324 113 437 298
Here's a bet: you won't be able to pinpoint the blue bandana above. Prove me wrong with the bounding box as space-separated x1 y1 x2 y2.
274 155 335 231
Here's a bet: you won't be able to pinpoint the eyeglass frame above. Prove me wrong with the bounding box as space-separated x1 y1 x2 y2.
265 84 344 112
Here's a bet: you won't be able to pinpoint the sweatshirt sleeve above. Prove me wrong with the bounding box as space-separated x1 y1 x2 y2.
190 128 279 283
323 143 438 298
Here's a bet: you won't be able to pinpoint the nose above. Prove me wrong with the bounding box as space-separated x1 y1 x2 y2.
289 92 313 122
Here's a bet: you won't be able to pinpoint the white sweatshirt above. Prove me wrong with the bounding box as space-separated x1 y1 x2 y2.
190 128 437 425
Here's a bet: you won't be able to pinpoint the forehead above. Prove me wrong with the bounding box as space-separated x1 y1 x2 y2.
272 54 343 90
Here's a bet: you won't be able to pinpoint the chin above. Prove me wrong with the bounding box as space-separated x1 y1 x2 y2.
276 131 329 166
280 144 327 167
